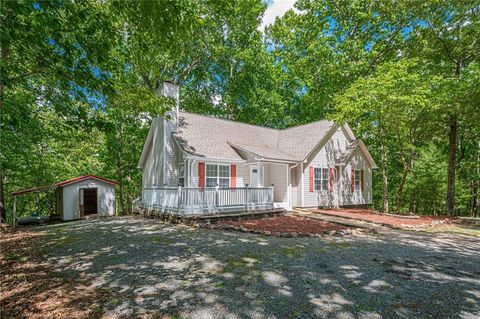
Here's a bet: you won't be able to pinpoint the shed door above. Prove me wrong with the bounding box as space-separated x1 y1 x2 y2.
79 188 98 216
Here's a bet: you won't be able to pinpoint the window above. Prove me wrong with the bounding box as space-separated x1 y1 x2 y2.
314 167 329 191
178 163 185 187
206 164 230 187
354 169 361 191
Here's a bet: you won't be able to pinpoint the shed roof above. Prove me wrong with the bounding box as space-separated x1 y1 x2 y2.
11 175 117 196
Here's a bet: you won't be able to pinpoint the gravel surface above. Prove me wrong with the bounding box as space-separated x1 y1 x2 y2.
33 216 480 318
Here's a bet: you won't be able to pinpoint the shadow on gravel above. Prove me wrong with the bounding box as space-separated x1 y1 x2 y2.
3 216 480 319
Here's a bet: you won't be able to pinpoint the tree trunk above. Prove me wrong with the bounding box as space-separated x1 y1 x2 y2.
0 172 6 222
380 139 389 213
397 165 408 213
0 46 7 221
446 115 457 215
471 180 478 217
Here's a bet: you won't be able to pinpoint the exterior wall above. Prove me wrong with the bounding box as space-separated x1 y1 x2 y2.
290 164 301 207
143 118 185 188
236 164 249 187
339 148 373 206
142 118 164 188
61 178 116 221
263 163 288 203
190 161 249 187
300 127 373 208
164 120 180 186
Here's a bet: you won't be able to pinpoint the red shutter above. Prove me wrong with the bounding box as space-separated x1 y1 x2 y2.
230 164 236 188
361 169 364 192
351 168 355 192
198 162 205 187
309 166 314 192
329 168 334 192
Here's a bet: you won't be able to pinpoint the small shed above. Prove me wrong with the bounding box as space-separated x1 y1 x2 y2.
11 175 117 222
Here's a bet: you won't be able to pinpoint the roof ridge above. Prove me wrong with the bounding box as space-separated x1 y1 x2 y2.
281 119 333 131
179 111 332 132
179 111 279 132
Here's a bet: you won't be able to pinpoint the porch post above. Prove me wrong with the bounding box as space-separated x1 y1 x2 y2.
215 185 219 213
177 186 182 214
245 184 249 212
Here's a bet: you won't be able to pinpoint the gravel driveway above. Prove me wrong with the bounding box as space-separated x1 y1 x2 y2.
38 216 480 318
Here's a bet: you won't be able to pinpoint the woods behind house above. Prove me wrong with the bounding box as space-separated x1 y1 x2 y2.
1 0 479 220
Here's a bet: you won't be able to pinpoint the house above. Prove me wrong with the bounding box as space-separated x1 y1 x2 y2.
11 175 117 223
138 82 377 213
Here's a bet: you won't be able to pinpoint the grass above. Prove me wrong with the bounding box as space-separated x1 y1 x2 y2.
326 241 352 249
278 245 305 258
111 298 122 306
214 282 227 288
150 235 176 244
4 252 27 261
56 236 78 245
423 225 480 237
220 257 249 273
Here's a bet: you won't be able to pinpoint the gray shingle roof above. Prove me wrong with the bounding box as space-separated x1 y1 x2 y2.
173 111 334 162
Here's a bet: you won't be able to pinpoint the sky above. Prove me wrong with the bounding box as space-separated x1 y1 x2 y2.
259 0 297 32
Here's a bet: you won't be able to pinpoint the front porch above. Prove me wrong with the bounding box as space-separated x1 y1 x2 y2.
181 159 295 212
139 186 276 215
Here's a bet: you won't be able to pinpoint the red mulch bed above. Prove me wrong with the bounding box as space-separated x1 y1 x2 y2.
214 215 349 235
314 209 456 227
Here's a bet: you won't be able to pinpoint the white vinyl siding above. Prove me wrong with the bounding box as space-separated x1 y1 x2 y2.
263 163 288 203
142 118 164 188
342 148 372 205
191 161 248 187
164 120 180 186
302 127 350 207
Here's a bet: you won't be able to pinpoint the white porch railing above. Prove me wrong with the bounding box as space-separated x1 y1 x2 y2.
140 186 274 215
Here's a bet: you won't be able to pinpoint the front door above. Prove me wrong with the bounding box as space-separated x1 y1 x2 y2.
250 165 262 187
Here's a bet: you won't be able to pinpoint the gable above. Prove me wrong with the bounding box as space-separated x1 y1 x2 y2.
305 125 353 166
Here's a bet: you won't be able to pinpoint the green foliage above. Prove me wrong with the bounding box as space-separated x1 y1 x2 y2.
1 0 478 219
404 144 447 214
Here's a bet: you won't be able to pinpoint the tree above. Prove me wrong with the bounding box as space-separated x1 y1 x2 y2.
0 0 119 220
406 1 480 215
332 59 437 213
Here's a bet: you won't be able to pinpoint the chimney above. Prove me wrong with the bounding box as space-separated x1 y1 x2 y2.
156 81 180 128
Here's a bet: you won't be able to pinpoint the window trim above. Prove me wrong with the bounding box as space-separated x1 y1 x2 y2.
354 169 361 192
205 163 230 188
314 167 329 191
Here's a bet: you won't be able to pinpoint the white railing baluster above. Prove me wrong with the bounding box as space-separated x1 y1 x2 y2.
140 186 274 216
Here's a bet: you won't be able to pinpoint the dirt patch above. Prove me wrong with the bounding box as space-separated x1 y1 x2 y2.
0 227 132 319
212 215 350 236
314 209 456 228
